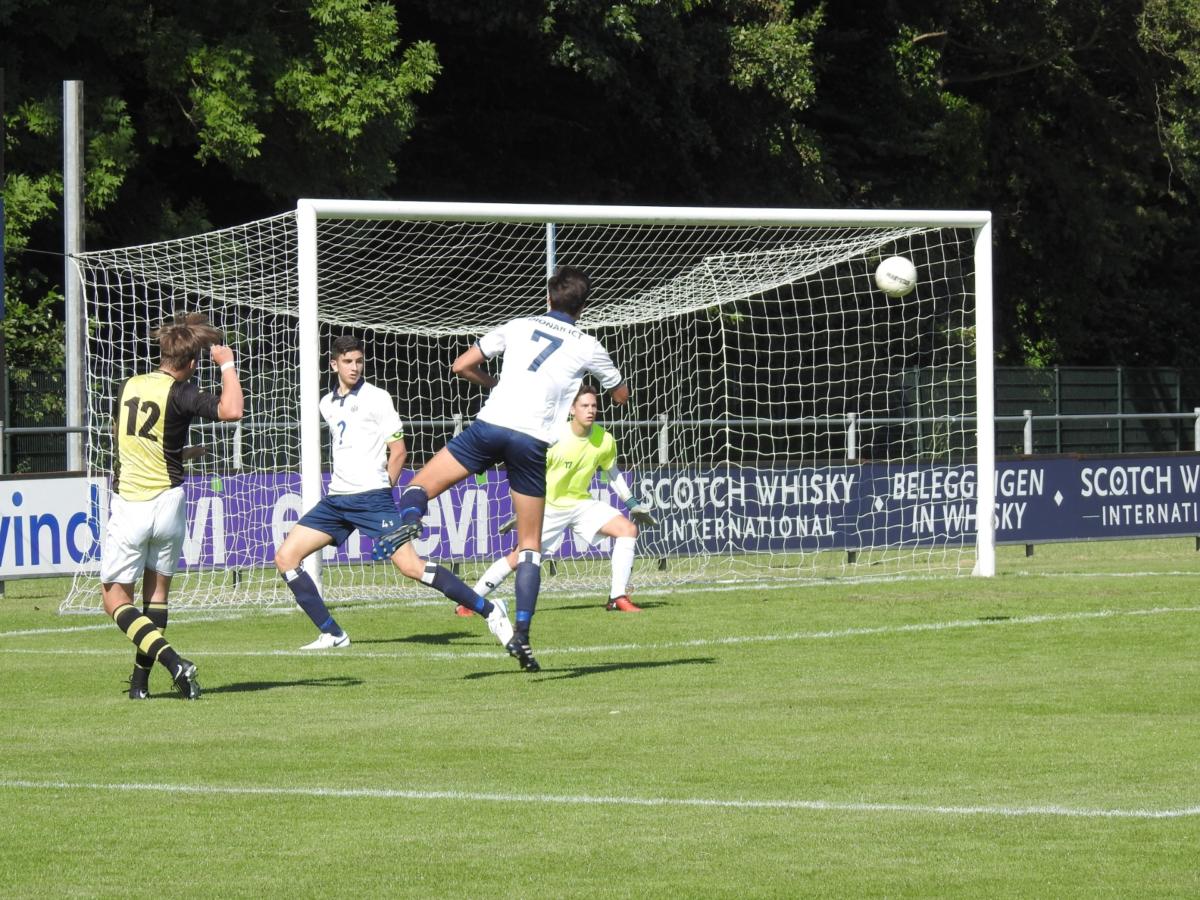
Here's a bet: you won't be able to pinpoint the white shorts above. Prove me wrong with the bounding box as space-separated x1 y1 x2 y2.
541 499 623 554
99 487 187 584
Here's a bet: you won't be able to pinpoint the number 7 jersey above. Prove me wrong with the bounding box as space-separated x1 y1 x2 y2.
475 311 623 443
112 371 221 501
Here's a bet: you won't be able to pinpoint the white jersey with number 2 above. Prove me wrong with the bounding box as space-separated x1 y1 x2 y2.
475 311 622 444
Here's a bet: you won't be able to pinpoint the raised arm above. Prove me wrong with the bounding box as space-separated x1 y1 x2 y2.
451 345 498 390
209 344 245 421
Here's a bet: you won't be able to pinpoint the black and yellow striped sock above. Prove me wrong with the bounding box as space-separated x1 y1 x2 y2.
112 603 181 673
135 601 169 671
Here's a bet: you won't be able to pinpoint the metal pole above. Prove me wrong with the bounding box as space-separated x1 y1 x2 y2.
846 412 857 461
64 80 85 471
0 68 8 482
295 201 323 587
1054 366 1062 453
1022 408 1034 558
1116 366 1123 453
545 222 557 277
657 413 669 465
1 70 6 596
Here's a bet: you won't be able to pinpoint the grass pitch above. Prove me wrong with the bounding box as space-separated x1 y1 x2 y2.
2 540 1199 897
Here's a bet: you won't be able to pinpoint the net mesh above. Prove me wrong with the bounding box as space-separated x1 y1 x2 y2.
61 208 981 611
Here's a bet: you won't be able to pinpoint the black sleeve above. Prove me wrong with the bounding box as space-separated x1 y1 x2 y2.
171 380 222 421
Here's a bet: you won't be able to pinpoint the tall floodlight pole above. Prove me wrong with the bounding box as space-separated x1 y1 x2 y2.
64 80 85 471
1 68 8 479
1 69 6 599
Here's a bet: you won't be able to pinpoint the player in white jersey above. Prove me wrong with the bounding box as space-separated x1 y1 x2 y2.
375 266 629 672
274 336 514 650
471 383 656 612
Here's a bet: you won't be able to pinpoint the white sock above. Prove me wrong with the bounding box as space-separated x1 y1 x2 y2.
474 557 514 597
610 536 636 599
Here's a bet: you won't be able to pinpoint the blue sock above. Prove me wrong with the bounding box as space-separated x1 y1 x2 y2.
397 485 429 525
421 563 493 616
513 549 542 635
282 568 343 635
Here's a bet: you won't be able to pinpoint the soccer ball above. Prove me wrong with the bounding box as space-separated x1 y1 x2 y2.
874 256 918 298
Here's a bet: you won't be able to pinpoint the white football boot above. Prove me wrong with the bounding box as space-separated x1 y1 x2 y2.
486 599 514 647
300 631 351 651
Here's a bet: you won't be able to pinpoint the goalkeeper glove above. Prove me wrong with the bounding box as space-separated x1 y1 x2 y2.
624 497 657 527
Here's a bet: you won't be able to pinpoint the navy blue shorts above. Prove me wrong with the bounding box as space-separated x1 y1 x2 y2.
297 488 399 544
446 420 550 497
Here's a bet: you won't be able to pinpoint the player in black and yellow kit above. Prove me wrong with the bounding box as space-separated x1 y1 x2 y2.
100 313 244 699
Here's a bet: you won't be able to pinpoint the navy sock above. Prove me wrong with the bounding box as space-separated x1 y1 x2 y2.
422 563 492 616
282 568 343 635
397 485 429 525
513 549 542 635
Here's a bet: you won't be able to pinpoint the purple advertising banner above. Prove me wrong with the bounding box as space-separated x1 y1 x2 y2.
165 454 1200 569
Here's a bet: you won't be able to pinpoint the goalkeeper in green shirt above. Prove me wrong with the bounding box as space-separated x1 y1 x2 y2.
471 383 655 612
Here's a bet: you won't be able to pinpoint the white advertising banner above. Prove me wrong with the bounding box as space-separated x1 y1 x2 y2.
0 474 106 577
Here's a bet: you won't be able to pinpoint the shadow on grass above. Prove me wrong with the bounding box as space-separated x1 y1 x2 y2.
353 630 476 647
200 675 364 695
543 601 667 613
463 656 716 681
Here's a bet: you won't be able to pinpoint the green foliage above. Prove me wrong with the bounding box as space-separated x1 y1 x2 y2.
1138 0 1200 192
186 44 267 165
728 9 822 112
4 0 1200 382
1 0 442 453
85 97 137 209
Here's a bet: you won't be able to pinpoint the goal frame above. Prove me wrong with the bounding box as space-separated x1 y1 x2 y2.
295 199 996 585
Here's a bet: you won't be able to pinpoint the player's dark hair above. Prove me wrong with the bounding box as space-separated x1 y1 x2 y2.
575 382 600 402
330 335 364 357
548 266 591 318
154 312 223 370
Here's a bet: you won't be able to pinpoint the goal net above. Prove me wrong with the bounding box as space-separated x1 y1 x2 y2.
61 201 993 612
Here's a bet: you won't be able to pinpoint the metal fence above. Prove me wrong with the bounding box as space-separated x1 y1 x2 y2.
995 366 1200 455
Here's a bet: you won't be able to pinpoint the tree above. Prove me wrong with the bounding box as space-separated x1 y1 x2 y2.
807 0 1200 366
391 1 828 204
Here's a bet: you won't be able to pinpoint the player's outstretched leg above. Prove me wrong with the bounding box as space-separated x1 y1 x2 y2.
373 485 429 559
418 562 513 647
462 556 515 617
505 549 542 672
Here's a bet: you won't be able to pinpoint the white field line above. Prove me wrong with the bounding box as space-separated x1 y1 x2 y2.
3 605 1199 661
0 778 1195 820
0 600 444 639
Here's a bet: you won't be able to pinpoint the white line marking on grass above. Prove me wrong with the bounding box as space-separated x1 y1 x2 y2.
0 610 253 639
5 605 1199 662
0 778 1195 820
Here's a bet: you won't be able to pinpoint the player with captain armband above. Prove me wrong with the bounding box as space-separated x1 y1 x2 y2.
470 383 655 613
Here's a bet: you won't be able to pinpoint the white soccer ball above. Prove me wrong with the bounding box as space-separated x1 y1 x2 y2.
874 256 918 298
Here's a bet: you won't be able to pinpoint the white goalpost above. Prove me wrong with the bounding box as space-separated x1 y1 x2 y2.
62 201 994 612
